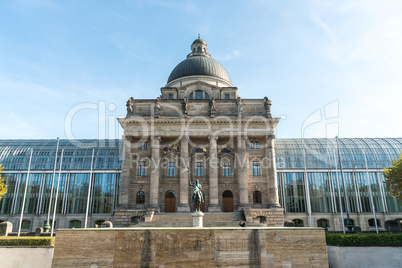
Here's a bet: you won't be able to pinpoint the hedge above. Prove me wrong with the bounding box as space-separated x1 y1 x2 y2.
0 237 55 246
326 232 402 246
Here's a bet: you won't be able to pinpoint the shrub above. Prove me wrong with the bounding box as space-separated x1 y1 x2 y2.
326 232 402 246
0 237 55 246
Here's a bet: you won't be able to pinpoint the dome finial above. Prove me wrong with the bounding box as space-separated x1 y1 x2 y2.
198 33 200 39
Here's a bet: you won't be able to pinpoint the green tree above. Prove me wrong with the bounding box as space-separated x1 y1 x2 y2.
0 165 7 200
383 154 402 203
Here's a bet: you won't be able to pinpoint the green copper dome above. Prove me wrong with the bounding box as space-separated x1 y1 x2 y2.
167 37 232 85
167 56 231 84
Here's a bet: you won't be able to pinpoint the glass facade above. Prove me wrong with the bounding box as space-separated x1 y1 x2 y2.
0 138 401 228
0 140 122 219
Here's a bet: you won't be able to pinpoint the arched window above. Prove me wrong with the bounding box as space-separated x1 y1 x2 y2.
189 90 209 100
368 218 381 227
293 219 304 227
253 191 262 204
21 220 31 230
136 191 145 204
69 220 82 228
256 216 266 223
317 219 330 228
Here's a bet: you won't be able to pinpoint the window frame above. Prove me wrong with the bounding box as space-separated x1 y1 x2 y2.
137 161 147 176
252 161 260 176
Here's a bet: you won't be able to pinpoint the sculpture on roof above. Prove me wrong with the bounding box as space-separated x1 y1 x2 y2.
236 97 243 114
154 97 161 117
126 97 135 117
264 97 272 118
209 98 217 116
182 97 188 115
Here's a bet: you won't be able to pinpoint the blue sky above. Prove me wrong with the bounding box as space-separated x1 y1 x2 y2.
1 0 401 139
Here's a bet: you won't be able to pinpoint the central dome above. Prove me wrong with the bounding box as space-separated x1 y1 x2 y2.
167 56 231 84
166 37 232 86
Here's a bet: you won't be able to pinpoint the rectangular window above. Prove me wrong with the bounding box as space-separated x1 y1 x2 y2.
138 141 148 149
225 94 230 99
138 161 147 176
167 162 175 177
222 162 231 177
250 141 260 149
252 161 260 176
194 162 203 177
168 94 173 100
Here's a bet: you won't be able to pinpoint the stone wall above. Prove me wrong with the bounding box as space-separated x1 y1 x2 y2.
52 227 328 267
0 247 54 268
327 245 402 268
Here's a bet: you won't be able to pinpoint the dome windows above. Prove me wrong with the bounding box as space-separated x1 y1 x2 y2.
189 90 209 100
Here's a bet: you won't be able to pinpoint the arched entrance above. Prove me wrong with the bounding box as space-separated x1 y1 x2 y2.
165 191 176 213
222 190 233 212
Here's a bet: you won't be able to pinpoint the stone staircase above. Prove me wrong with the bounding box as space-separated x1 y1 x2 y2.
132 211 262 227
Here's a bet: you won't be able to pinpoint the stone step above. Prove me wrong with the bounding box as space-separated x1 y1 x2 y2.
150 212 244 223
129 211 260 228
130 221 262 228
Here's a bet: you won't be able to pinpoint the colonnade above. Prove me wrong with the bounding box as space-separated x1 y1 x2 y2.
123 135 280 212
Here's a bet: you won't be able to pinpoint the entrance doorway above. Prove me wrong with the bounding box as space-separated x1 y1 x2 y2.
222 190 233 212
165 191 176 212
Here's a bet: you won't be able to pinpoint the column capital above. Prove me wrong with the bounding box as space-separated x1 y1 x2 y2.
181 136 189 142
151 136 162 142
265 134 275 140
208 135 218 141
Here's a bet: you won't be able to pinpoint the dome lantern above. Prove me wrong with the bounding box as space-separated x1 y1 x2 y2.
188 34 211 59
166 36 232 87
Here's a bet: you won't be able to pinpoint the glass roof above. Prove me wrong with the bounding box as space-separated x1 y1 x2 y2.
0 138 401 171
0 139 122 170
275 138 402 169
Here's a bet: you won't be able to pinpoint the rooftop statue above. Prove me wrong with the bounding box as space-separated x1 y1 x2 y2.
182 97 188 115
209 98 217 116
264 97 272 118
126 97 135 117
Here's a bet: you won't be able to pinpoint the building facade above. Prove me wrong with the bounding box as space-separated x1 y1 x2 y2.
0 38 401 232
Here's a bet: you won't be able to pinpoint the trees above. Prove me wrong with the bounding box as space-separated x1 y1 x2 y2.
0 165 7 200
383 154 402 203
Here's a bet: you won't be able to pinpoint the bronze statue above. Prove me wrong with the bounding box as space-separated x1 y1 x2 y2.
126 97 135 117
189 179 204 212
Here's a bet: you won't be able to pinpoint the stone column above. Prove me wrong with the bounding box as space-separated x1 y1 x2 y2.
237 136 249 208
148 136 161 211
266 135 281 208
177 137 190 212
118 136 132 209
208 135 221 211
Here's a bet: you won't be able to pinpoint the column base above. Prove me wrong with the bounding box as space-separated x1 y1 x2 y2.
177 204 190 212
238 203 250 211
147 204 160 212
208 204 221 212
268 203 281 209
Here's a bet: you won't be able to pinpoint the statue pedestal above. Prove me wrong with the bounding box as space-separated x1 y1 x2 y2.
191 212 204 227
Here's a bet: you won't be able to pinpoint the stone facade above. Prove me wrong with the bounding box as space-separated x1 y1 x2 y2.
52 228 328 267
115 37 284 226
